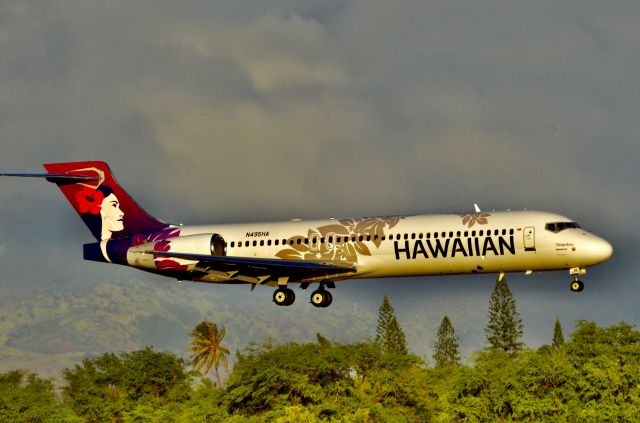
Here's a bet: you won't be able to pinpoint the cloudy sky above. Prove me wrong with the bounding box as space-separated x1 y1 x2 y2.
1 0 639 365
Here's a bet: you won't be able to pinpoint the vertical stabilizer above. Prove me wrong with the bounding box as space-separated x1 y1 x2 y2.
43 161 168 240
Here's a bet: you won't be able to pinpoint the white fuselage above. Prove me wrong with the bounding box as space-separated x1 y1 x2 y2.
144 210 612 285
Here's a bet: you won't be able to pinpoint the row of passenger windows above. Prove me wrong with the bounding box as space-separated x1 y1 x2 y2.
229 228 516 248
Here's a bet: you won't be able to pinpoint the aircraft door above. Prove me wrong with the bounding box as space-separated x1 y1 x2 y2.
524 227 536 251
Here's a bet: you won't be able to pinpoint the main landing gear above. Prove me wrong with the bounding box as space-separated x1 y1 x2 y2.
569 267 586 293
273 287 295 306
310 289 332 308
272 283 334 307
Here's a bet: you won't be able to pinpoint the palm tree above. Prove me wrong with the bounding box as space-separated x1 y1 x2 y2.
187 321 230 387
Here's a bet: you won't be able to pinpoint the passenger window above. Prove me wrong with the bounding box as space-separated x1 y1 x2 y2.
321 238 325 243
238 241 242 247
502 229 506 236
449 231 453 238
253 240 257 247
464 231 468 237
426 233 431 239
509 229 514 235
397 234 402 240
366 235 371 241
456 231 461 237
268 240 272 246
260 240 264 246
230 241 235 248
359 235 364 242
404 234 409 240
297 239 302 245
275 240 279 246
411 233 416 240
480 230 484 236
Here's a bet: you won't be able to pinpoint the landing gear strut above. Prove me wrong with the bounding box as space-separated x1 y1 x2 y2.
273 287 295 306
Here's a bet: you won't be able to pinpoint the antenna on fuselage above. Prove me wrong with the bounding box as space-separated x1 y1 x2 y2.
474 204 481 213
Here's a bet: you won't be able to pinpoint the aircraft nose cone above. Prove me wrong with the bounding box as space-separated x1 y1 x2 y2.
591 237 613 263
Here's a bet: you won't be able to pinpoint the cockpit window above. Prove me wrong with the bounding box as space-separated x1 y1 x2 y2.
545 222 581 233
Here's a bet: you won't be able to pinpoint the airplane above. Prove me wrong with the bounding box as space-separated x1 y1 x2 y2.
1 161 613 307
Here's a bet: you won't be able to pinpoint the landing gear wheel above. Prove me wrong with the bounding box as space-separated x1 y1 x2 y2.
570 280 584 292
273 288 295 306
310 290 333 308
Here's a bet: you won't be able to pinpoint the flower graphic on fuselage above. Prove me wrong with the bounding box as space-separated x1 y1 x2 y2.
275 216 404 263
459 212 491 228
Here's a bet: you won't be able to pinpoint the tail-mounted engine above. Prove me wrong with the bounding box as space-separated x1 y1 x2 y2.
124 233 227 270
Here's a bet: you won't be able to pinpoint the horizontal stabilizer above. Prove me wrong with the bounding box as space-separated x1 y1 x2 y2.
0 173 101 185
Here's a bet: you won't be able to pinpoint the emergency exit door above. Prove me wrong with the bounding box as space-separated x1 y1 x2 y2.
524 227 536 251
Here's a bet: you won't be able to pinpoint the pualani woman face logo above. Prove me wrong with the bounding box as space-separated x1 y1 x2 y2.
76 185 125 240
100 192 124 239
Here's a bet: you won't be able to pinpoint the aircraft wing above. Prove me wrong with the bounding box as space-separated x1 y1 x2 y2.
146 250 356 285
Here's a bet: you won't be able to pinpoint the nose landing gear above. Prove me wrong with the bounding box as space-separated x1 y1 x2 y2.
570 280 584 292
569 267 586 292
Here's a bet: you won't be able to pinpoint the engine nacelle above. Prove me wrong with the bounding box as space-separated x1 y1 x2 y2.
158 233 227 256
126 233 227 271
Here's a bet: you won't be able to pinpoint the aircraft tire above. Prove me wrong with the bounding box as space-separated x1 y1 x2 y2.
310 290 333 308
322 290 333 307
310 290 326 307
570 280 584 292
274 288 295 306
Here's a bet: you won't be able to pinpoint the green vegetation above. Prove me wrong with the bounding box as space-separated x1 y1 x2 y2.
433 315 460 367
485 277 524 352
1 289 636 421
188 321 230 387
3 320 640 421
553 317 565 349
375 295 408 355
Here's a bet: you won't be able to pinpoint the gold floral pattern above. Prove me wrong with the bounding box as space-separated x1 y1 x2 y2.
459 212 491 228
275 216 404 263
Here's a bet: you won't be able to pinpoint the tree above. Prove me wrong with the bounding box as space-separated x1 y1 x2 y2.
62 347 191 421
485 276 524 352
0 370 77 422
433 315 461 366
188 321 230 387
375 296 408 355
375 295 395 345
552 317 564 349
386 316 409 355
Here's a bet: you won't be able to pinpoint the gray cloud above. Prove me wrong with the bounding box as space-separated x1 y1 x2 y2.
1 1 639 370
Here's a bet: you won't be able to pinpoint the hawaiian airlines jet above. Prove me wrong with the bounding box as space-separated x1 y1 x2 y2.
1 161 613 307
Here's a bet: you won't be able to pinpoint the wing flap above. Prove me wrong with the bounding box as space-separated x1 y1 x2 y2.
144 250 356 284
